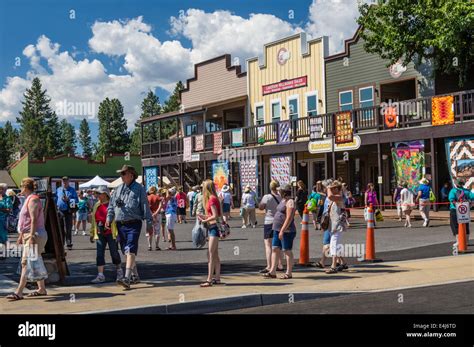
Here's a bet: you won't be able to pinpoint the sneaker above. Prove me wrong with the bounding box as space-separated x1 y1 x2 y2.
82 231 86 236
117 277 131 289
116 269 124 281
422 221 427 227
425 220 430 227
73 231 78 236
91 274 105 284
408 224 412 228
404 221 408 228
241 225 247 229
131 274 140 284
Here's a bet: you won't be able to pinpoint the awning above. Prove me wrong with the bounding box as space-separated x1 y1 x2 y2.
79 175 111 189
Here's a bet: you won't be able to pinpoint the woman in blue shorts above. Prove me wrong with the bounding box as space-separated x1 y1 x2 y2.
263 184 296 280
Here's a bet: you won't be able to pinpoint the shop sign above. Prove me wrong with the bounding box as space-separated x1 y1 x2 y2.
456 202 470 224
308 135 361 154
277 47 290 65
389 60 407 79
262 76 307 96
189 154 200 162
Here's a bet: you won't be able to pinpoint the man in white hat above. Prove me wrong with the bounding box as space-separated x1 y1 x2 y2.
415 177 432 227
219 184 233 223
241 185 258 228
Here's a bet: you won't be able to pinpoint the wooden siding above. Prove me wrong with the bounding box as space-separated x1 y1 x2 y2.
248 34 326 124
181 57 246 110
325 36 435 113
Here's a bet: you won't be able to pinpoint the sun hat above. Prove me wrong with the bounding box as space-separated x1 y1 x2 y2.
93 185 110 197
117 165 138 179
328 180 342 189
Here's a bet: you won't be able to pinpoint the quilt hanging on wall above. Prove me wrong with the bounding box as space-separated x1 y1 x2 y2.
391 141 425 190
445 137 474 190
240 159 258 194
432 95 454 126
270 155 291 187
212 160 229 193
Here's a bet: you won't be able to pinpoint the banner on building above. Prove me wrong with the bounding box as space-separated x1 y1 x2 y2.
240 159 258 193
262 76 307 96
383 106 398 129
183 137 192 161
335 112 353 144
144 166 159 192
232 128 243 147
391 140 425 190
270 155 292 187
432 95 454 126
212 160 229 193
278 121 291 144
445 137 474 190
195 134 204 151
309 116 323 140
258 126 266 144
213 132 223 155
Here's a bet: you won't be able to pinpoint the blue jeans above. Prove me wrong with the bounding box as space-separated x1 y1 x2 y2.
96 233 121 267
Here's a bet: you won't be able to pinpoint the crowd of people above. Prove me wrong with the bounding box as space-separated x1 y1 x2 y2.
4 163 474 300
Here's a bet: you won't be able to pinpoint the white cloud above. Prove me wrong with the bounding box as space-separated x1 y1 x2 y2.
0 2 362 128
306 0 361 55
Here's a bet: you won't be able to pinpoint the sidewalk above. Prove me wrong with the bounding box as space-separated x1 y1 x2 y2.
1 254 472 314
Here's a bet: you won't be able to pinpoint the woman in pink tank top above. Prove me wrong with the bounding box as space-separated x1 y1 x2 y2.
7 178 48 301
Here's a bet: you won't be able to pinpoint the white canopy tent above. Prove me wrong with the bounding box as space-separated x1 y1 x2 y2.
79 175 111 189
108 175 143 189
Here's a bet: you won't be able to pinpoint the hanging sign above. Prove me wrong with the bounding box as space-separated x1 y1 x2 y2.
195 134 204 152
308 135 361 154
262 76 307 96
278 121 291 144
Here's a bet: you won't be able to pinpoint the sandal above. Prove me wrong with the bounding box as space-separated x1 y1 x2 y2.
148 246 152 251
280 273 292 279
259 268 270 274
325 267 338 274
276 267 285 272
315 262 325 269
211 279 224 285
263 273 277 279
27 291 47 297
200 281 213 287
6 293 23 301
155 247 161 251
167 246 176 250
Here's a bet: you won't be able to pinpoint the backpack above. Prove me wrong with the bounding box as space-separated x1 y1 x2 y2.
306 198 318 212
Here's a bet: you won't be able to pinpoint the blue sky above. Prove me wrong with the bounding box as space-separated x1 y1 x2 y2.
0 0 362 152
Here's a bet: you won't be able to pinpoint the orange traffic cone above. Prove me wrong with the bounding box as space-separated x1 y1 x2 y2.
299 206 310 265
457 223 468 253
362 204 382 263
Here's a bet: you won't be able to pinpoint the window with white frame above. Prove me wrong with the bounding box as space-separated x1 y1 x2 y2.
255 103 264 125
359 86 374 120
339 90 353 111
306 92 318 117
288 95 299 130
271 99 281 123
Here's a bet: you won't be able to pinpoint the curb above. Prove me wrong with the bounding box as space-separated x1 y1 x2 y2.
90 292 352 315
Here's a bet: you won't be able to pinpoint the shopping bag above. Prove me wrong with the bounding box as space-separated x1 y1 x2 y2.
26 255 48 282
192 219 207 248
429 190 436 203
375 209 384 222
363 207 369 221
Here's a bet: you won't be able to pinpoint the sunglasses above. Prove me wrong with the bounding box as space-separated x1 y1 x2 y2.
120 171 128 176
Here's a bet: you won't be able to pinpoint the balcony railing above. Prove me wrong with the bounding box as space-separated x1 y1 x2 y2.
142 89 474 158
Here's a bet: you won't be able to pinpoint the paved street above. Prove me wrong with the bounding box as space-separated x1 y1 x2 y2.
1 213 462 284
221 280 474 314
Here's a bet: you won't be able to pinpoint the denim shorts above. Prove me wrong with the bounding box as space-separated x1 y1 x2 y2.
76 212 88 221
208 224 219 238
323 230 331 245
272 230 296 251
117 220 142 255
222 203 231 213
263 224 274 239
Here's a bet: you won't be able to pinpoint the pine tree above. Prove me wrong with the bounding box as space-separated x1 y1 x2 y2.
46 112 62 157
0 127 8 169
130 90 161 154
3 121 19 165
162 81 184 113
17 77 54 160
96 98 130 160
60 119 76 155
78 118 93 158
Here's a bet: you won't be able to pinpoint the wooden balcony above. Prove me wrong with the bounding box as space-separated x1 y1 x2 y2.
141 89 474 159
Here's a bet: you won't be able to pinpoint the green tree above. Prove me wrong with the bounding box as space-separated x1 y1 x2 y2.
3 121 19 165
162 81 184 113
60 119 76 155
96 98 130 159
45 112 62 157
357 0 474 86
17 77 54 160
78 118 93 158
130 90 162 154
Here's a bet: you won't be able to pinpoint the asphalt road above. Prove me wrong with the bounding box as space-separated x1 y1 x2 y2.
220 281 474 314
2 214 469 284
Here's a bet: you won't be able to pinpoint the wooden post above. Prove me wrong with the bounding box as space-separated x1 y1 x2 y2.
431 136 438 212
332 141 336 179
377 142 383 211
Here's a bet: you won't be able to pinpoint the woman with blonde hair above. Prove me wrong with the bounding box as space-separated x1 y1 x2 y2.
198 179 223 287
7 178 48 300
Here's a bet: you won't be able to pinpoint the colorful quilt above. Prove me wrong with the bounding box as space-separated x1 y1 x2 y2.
270 155 291 187
445 137 474 190
212 160 229 193
391 141 425 190
240 159 258 194
335 112 353 144
432 95 454 126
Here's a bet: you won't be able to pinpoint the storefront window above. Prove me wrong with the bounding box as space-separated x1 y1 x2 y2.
289 96 299 129
271 100 281 123
306 92 318 117
339 90 353 111
255 104 264 125
206 119 222 133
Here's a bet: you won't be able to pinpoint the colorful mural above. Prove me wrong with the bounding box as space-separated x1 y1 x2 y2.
391 141 425 190
445 137 474 190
